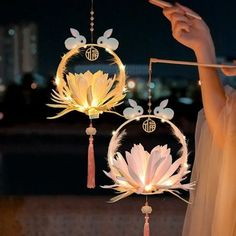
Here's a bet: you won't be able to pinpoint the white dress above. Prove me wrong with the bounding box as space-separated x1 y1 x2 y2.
182 86 236 236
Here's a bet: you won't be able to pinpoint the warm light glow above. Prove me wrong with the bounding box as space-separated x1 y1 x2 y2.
161 119 165 123
127 80 136 89
55 77 60 86
105 48 112 54
0 112 4 120
103 117 193 203
198 80 201 86
91 100 99 107
145 184 153 192
183 163 188 168
164 180 173 186
120 64 125 71
112 131 116 135
0 85 6 92
31 82 38 89
49 44 127 119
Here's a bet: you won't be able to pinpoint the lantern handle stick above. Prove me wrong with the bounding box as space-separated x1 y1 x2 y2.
150 58 236 69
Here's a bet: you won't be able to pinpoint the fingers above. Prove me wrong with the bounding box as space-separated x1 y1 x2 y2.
170 13 191 31
163 6 184 21
173 21 190 39
221 61 236 76
175 3 201 19
221 68 236 76
163 6 192 36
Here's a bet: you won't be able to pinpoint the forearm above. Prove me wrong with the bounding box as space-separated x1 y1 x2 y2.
194 39 226 134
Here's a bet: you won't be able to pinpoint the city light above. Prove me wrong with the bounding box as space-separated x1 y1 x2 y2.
31 82 38 89
0 112 4 120
8 29 15 36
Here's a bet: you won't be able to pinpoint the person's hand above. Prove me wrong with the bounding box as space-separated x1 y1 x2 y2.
221 61 236 76
162 3 214 55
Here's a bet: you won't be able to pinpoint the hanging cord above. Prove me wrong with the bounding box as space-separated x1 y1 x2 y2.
147 60 153 116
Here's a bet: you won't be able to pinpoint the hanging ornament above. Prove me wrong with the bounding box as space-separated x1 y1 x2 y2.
102 58 195 236
47 0 127 189
141 200 152 236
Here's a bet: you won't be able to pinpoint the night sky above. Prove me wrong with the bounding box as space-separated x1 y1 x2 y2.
1 0 236 76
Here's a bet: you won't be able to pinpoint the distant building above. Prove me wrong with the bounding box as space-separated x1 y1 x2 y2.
0 22 38 86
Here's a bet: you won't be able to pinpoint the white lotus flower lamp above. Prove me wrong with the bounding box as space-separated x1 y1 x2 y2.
102 106 194 236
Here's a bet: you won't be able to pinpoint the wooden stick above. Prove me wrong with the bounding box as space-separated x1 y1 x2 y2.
149 0 202 20
150 58 236 69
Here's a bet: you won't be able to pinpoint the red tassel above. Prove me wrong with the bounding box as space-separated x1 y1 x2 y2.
141 200 152 236
144 215 150 236
87 135 95 188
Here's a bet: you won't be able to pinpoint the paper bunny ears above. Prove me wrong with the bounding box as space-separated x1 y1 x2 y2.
64 28 119 51
123 99 174 120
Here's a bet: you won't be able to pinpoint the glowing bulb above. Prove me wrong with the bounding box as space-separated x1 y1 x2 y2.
120 64 125 71
135 117 140 121
91 100 98 106
144 184 153 192
105 48 112 54
183 163 188 168
112 131 116 136
55 77 60 86
127 80 136 89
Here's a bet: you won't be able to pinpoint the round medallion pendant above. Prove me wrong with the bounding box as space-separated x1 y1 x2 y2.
142 118 156 133
85 46 99 61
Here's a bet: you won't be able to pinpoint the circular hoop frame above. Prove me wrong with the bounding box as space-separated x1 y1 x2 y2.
107 114 188 196
55 44 126 97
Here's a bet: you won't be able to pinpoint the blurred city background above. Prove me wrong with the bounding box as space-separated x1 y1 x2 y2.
0 0 235 235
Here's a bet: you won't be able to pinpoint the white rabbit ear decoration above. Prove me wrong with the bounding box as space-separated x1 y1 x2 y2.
154 99 174 120
64 28 87 50
123 99 144 119
97 29 119 51
122 99 174 121
64 28 119 51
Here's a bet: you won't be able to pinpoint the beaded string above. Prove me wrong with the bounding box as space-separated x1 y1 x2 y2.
90 0 94 43
147 60 153 115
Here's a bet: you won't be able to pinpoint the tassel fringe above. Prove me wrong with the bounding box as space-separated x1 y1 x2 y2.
141 199 152 236
144 216 150 236
87 135 95 188
86 122 97 189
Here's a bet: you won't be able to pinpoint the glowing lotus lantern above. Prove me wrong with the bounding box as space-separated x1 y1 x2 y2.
102 107 194 236
47 1 127 189
102 57 195 236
